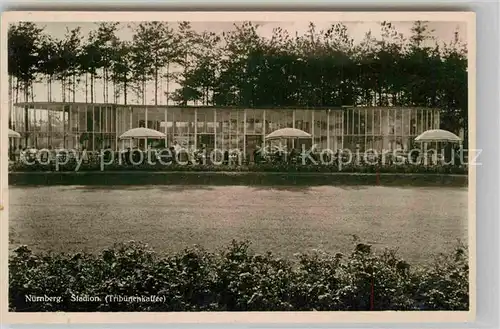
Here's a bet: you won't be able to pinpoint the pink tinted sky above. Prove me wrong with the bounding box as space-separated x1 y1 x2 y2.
39 20 466 45
24 20 467 106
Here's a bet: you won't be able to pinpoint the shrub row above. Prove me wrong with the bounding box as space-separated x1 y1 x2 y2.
9 161 467 175
10 240 469 312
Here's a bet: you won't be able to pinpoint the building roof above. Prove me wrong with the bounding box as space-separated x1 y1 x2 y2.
12 102 438 111
13 101 346 110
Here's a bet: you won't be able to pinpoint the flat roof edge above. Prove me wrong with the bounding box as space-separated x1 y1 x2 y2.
12 102 440 110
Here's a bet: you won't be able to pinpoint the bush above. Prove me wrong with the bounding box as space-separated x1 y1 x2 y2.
8 160 467 175
9 240 469 312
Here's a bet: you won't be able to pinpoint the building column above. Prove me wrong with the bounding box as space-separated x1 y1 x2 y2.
68 105 72 149
430 110 434 131
99 106 103 150
406 108 410 150
387 108 391 150
164 107 168 146
144 107 148 149
424 109 428 131
75 105 79 148
32 105 37 148
90 105 94 151
129 106 133 129
311 110 315 147
214 109 217 150
104 105 108 134
372 108 375 150
262 109 266 147
243 109 247 161
418 109 422 133
341 110 344 149
327 109 330 150
59 105 64 148
115 106 118 151
407 108 411 135
129 106 133 148
364 108 367 151
194 108 198 150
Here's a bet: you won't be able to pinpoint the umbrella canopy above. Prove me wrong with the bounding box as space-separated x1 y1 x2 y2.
265 128 312 140
8 128 21 138
415 129 461 143
119 127 166 140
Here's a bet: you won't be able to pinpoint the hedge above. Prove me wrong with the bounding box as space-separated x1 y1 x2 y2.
9 160 467 175
10 240 469 312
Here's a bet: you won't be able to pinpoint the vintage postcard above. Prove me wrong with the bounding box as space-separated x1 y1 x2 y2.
0 11 475 324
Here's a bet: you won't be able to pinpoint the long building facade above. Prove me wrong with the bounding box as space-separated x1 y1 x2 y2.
10 102 440 154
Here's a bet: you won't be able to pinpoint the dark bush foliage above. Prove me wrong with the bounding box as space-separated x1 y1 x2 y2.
10 240 469 312
9 160 467 175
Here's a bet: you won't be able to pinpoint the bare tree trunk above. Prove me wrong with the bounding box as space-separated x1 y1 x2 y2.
85 73 88 103
165 63 170 107
91 73 94 103
154 67 158 105
103 69 106 103
8 75 13 130
105 69 109 103
15 78 19 103
73 74 77 102
104 69 107 103
112 79 116 103
62 78 66 103
48 76 52 102
159 67 163 105
68 76 72 102
124 80 128 105
47 76 50 101
142 77 146 105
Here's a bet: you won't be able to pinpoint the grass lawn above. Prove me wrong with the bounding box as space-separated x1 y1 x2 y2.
9 185 468 265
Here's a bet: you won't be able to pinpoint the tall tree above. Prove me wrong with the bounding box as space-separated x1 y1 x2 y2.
7 20 468 141
53 27 82 102
8 22 44 144
175 29 221 105
94 22 119 103
438 30 468 145
171 21 199 105
38 35 58 102
111 40 133 105
212 21 263 106
131 21 179 105
80 31 102 103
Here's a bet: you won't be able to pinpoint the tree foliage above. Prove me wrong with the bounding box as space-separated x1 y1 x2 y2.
7 20 468 138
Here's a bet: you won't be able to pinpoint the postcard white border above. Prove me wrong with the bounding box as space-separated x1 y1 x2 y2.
0 10 476 324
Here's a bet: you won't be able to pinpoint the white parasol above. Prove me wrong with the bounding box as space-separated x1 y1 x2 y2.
265 128 312 140
8 128 21 138
119 127 166 140
415 129 461 143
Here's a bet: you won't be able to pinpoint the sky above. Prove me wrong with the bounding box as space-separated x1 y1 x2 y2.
16 20 467 106
40 20 467 46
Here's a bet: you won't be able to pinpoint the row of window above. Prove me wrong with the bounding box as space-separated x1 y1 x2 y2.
19 134 422 152
11 106 439 138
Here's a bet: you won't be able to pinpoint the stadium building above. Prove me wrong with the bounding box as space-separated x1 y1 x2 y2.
10 102 440 155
